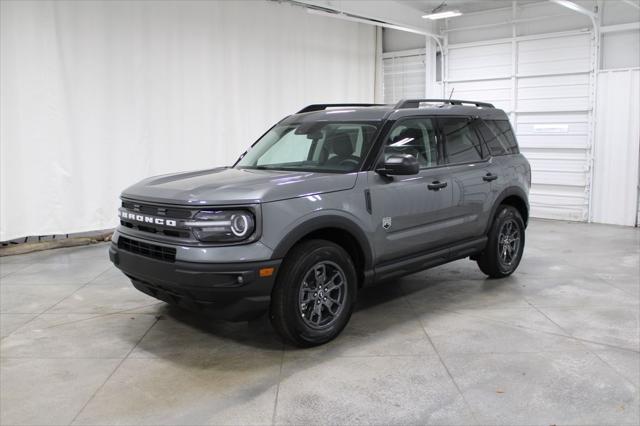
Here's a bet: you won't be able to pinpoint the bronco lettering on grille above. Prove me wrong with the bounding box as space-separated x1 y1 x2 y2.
119 210 177 227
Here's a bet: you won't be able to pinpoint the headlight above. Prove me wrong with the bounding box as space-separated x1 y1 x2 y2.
187 210 256 242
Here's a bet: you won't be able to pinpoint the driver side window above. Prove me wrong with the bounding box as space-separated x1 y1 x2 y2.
384 118 438 168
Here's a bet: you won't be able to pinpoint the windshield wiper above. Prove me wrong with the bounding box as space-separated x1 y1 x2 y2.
248 165 299 170
235 165 270 170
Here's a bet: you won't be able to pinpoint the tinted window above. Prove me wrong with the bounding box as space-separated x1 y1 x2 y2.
384 118 439 168
478 121 507 156
494 120 519 153
480 120 518 156
441 117 484 164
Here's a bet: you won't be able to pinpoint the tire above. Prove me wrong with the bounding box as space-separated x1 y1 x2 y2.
477 205 525 278
269 239 357 347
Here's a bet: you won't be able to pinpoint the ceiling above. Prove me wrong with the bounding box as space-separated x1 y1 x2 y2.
396 0 545 15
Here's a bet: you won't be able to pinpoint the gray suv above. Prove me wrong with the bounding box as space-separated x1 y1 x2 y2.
109 99 531 347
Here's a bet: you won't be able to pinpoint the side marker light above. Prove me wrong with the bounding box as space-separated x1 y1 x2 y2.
259 267 275 278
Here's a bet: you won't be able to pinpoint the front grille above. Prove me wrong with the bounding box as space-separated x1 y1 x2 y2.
120 220 191 239
118 236 176 262
120 200 193 239
121 200 194 219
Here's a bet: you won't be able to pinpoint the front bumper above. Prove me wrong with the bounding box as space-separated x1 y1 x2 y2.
109 243 281 321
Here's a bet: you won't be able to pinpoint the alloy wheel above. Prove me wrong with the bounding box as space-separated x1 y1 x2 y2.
298 261 347 329
497 218 521 267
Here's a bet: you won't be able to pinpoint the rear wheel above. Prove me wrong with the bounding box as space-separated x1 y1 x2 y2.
269 239 357 347
477 205 525 278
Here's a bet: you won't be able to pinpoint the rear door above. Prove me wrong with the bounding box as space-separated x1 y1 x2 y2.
439 116 494 239
477 118 521 198
368 116 457 263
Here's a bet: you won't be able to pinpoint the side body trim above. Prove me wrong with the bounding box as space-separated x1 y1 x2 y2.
374 236 487 282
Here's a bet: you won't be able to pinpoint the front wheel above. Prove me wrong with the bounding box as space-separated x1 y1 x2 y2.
269 239 357 347
477 205 525 278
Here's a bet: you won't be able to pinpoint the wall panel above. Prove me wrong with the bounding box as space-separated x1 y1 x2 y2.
444 79 512 112
591 69 640 226
447 43 512 81
516 75 591 112
517 34 591 76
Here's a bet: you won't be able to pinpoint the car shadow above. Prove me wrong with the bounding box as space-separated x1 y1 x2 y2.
113 264 517 417
137 263 517 358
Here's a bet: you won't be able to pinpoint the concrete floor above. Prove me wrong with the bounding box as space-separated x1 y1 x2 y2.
0 219 638 426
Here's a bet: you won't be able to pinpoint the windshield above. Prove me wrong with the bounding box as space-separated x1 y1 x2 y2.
235 121 379 173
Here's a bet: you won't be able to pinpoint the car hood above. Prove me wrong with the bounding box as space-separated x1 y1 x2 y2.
121 167 358 205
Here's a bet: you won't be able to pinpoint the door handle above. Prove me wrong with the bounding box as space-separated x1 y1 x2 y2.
427 181 448 191
483 173 498 182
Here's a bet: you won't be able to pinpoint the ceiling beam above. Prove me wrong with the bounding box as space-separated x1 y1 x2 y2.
305 8 441 39
600 22 640 33
292 0 433 30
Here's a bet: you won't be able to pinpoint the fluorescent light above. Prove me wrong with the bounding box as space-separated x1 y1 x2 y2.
551 0 580 11
422 10 462 20
548 0 596 18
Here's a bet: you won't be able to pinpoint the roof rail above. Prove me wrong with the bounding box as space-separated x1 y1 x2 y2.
394 99 495 109
297 103 388 114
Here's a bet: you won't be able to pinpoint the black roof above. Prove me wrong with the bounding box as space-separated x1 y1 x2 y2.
287 99 509 123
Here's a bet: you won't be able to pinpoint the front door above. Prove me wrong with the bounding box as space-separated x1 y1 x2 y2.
368 117 457 264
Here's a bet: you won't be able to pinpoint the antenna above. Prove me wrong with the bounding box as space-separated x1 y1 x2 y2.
448 88 455 101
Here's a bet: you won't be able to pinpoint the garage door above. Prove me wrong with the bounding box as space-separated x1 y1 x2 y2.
445 32 594 221
382 49 426 103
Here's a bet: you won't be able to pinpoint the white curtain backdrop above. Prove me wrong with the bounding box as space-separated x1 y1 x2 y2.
0 0 376 241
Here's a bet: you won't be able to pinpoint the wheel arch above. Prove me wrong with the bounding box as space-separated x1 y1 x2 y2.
271 215 374 287
487 187 530 232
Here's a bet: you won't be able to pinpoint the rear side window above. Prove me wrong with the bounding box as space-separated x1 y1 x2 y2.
440 117 485 164
479 120 519 156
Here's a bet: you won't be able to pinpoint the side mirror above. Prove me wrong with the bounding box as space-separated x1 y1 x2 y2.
376 154 419 176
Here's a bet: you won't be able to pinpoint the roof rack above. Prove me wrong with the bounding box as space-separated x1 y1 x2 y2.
297 103 388 114
394 99 495 109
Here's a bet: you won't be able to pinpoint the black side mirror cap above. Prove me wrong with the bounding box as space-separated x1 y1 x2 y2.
376 154 420 176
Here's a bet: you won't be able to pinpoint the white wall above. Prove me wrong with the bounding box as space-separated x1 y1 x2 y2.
0 0 376 241
383 28 426 52
591 69 640 226
600 0 640 70
601 30 640 69
601 0 640 25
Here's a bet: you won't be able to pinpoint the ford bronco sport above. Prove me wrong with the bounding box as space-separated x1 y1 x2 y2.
110 99 531 347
